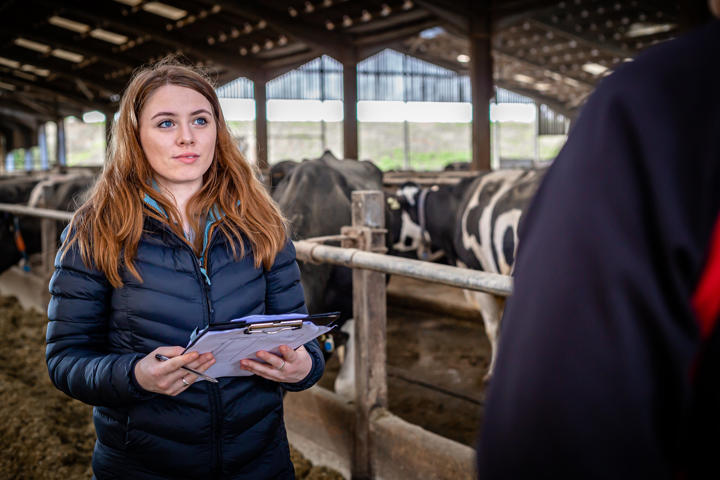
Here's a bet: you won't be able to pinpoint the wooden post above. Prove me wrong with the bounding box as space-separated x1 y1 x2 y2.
254 76 269 171
343 61 358 160
347 190 387 480
41 184 58 274
470 1 493 171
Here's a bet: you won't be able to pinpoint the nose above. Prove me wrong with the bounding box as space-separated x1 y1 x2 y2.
177 123 195 146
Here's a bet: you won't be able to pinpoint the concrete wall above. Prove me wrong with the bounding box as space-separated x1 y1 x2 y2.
284 386 476 480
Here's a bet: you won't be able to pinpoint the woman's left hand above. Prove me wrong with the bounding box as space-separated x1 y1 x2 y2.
240 345 312 383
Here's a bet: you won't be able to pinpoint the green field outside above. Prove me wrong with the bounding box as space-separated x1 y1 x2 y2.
17 118 566 172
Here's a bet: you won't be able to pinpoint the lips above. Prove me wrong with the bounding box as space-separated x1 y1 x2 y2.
173 153 200 164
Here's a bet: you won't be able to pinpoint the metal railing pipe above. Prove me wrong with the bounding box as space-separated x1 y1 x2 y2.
0 203 73 222
293 240 513 297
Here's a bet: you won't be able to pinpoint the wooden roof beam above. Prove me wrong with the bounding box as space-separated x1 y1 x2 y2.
0 73 110 112
494 49 595 89
494 81 578 118
414 0 470 33
209 1 354 64
0 107 40 130
386 43 467 73
354 19 440 47
415 0 560 32
262 51 321 80
8 95 56 117
0 84 84 114
0 48 120 98
3 27 134 70
491 0 558 31
527 18 630 58
344 9 434 34
52 1 261 79
0 97 81 125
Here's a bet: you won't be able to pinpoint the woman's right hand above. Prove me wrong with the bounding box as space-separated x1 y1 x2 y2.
134 346 215 396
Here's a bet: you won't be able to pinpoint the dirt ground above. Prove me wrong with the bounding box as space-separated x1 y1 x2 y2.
0 295 342 480
319 303 489 447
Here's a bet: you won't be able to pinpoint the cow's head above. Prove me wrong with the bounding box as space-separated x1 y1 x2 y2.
385 193 419 253
392 182 434 255
396 182 421 224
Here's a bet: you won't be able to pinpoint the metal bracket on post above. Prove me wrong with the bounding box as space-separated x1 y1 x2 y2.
349 190 387 480
340 226 388 253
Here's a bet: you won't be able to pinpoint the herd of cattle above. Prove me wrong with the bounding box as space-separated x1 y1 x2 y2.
0 153 547 379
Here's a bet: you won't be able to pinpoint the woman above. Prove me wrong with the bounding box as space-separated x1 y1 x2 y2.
45 60 324 479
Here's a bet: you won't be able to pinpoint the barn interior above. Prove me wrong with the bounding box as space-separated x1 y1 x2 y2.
0 1 714 479
0 0 699 174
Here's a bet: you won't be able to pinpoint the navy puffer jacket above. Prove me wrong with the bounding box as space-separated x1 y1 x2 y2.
46 210 324 479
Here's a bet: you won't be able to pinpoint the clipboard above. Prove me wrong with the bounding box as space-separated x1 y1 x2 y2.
183 312 339 379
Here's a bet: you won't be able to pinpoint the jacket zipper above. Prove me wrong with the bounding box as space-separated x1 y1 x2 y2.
188 221 223 477
209 384 223 478
152 216 224 475
198 222 223 478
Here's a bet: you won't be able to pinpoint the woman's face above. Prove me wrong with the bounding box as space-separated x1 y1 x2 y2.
139 84 217 196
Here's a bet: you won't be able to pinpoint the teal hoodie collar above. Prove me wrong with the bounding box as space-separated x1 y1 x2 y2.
142 189 223 285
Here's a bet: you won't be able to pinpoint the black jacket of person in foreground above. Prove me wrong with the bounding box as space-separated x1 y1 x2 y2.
477 20 720 479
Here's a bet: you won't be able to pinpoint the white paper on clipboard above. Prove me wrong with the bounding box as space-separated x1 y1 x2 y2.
184 314 335 379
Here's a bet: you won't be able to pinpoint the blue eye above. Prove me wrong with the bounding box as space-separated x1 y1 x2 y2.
158 120 173 128
193 117 208 126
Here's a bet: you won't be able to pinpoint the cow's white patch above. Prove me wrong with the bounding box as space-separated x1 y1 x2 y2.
393 211 423 252
460 170 525 273
397 184 420 207
464 288 504 381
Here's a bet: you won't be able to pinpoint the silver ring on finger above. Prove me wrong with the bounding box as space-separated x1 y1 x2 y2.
278 360 286 371
181 376 190 387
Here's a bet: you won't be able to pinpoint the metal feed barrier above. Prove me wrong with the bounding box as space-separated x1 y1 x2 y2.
0 191 512 480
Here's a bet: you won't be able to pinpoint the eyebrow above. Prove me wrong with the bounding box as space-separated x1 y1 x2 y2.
151 109 212 120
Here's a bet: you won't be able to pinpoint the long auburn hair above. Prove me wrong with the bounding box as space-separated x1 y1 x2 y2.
64 59 287 287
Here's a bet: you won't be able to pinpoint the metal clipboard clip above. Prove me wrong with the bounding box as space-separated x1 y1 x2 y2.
244 319 304 335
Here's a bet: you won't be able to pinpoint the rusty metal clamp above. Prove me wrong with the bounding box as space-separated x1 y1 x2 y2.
340 226 388 254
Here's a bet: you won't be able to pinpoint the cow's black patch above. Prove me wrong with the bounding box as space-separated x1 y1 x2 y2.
502 227 515 268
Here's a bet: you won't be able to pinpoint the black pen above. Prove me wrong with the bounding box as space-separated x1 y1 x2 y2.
154 354 219 383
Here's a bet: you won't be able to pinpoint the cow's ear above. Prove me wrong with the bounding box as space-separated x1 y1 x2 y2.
386 196 401 210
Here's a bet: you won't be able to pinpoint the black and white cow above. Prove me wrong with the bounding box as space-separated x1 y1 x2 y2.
272 150 391 321
269 159 299 192
0 172 95 273
272 151 405 397
393 178 476 264
0 176 44 272
397 168 547 379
